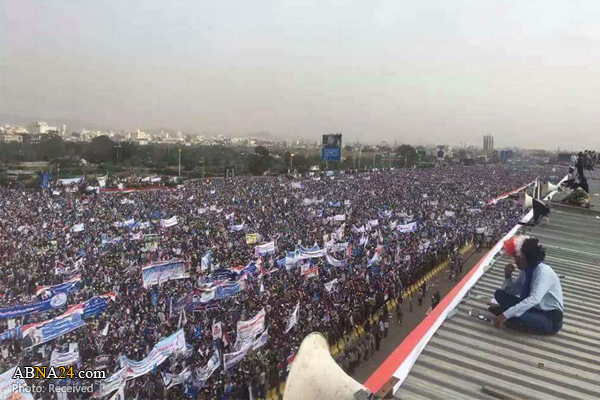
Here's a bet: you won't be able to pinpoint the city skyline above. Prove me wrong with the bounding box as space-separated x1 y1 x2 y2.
1 0 599 150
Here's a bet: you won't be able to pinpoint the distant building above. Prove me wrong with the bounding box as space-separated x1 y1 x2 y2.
36 121 59 134
483 134 494 152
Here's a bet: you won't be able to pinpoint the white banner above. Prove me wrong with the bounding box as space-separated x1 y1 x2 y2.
397 222 418 233
444 210 455 217
59 177 83 186
223 346 250 370
285 302 300 333
330 242 348 253
162 368 191 390
325 253 345 267
141 260 188 288
71 223 85 233
324 279 338 293
333 214 346 222
160 216 178 228
196 350 220 382
254 242 275 256
118 329 186 380
50 345 80 368
96 367 128 398
231 221 245 231
236 308 266 344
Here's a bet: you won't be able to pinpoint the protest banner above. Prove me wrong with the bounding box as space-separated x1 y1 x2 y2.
285 302 300 333
142 259 188 288
254 241 275 257
0 292 67 319
397 222 418 233
160 216 178 228
50 345 80 368
118 329 186 379
236 308 266 343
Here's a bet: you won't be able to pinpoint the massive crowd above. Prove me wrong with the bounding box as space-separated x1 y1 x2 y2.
0 164 558 399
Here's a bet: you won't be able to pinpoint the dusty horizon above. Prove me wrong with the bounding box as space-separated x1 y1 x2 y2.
1 0 599 149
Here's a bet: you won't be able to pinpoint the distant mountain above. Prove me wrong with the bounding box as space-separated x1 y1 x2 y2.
0 113 114 132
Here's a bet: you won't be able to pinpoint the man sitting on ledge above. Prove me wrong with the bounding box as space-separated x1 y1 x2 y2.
490 235 564 335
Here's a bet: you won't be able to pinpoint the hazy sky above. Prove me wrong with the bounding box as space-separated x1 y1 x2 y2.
1 0 599 149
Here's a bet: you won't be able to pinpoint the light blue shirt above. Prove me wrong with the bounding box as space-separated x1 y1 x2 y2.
501 262 564 319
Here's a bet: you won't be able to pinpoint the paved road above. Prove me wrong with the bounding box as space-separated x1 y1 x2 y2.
352 247 489 384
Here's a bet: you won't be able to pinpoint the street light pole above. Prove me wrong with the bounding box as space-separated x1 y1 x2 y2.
290 153 294 174
178 149 182 178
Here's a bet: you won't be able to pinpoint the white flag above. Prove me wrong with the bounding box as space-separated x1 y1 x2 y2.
71 223 84 233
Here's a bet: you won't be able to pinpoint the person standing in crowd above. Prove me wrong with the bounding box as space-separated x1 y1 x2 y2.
384 318 389 337
396 302 403 326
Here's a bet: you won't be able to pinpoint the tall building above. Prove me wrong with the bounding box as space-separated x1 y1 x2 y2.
483 134 494 152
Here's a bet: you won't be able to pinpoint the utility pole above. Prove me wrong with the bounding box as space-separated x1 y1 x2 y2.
358 147 362 169
115 143 122 164
373 152 376 168
178 148 182 178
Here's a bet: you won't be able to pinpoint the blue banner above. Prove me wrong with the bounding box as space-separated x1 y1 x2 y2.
36 277 81 297
0 293 68 320
0 326 22 342
322 147 341 161
216 281 243 299
23 313 85 348
82 296 109 319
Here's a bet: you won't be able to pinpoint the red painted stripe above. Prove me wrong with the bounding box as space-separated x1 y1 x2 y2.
487 179 536 204
363 247 493 393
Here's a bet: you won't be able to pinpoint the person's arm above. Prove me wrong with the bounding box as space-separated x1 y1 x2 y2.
501 264 522 296
503 267 553 319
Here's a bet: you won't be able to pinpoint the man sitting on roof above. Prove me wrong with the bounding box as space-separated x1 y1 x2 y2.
490 236 564 335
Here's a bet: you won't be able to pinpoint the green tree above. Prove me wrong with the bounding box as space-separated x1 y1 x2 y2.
85 136 115 164
395 144 418 167
248 146 273 175
36 134 65 161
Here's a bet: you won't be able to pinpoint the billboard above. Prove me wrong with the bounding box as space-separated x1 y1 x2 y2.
322 134 342 161
436 146 445 160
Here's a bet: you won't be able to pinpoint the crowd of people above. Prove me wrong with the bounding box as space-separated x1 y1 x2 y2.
0 164 559 399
